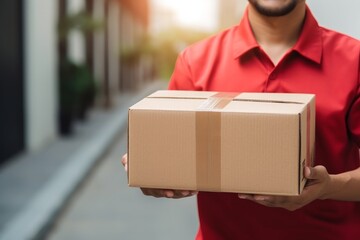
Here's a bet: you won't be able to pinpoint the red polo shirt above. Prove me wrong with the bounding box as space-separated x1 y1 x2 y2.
168 6 360 240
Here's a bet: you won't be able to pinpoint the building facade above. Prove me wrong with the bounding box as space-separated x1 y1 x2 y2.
0 0 150 166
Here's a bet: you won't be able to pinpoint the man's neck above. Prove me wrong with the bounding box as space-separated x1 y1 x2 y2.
248 4 306 65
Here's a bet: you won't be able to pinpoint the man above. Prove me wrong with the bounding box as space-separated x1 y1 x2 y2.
122 0 360 239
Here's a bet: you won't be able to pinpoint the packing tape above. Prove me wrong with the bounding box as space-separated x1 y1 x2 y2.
195 92 239 191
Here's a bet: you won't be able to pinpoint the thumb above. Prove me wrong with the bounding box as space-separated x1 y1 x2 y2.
121 154 128 166
305 165 327 180
121 154 128 172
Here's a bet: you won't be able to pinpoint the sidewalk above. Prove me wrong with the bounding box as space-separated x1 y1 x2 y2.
0 81 169 240
45 119 198 240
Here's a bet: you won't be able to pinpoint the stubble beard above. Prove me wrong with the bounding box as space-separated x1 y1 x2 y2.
248 0 299 17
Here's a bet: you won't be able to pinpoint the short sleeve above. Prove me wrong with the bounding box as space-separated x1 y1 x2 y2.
168 51 196 91
348 67 360 148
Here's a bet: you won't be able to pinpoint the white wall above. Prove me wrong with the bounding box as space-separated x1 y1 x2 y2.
307 0 360 39
93 0 106 89
107 0 120 93
67 0 86 64
24 0 58 151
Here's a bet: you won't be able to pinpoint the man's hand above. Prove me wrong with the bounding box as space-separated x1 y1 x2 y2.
238 165 331 211
121 154 197 199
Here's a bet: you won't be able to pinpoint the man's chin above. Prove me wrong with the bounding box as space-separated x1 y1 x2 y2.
248 0 299 17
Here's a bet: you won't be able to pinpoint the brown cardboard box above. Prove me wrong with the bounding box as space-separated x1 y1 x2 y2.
128 90 315 196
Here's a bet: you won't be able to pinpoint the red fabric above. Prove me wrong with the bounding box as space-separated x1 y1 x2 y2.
168 6 360 240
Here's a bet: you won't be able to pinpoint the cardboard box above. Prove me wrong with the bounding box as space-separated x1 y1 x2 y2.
128 90 315 196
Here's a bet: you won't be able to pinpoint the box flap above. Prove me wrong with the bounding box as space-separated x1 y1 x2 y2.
236 92 314 104
148 90 217 99
131 91 315 115
147 91 315 104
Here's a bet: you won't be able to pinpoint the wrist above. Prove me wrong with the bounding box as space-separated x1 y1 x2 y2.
321 172 351 200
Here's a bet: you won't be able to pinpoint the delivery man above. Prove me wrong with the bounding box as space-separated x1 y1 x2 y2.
122 0 360 239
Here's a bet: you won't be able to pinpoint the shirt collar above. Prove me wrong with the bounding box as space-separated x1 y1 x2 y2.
232 7 258 59
233 5 323 64
292 6 322 64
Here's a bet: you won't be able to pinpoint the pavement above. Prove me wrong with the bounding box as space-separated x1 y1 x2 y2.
45 118 198 240
0 80 197 240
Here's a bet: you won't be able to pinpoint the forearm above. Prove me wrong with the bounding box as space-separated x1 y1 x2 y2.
324 167 360 201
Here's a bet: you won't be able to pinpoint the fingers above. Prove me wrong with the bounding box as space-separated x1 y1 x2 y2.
166 190 198 199
238 194 303 211
235 165 332 211
238 194 275 207
121 153 127 166
122 153 198 199
305 165 328 180
238 194 272 203
121 154 128 172
141 188 198 199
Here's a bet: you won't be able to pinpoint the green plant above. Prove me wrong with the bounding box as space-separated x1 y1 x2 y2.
58 10 103 41
57 9 102 134
59 60 96 114
59 59 97 135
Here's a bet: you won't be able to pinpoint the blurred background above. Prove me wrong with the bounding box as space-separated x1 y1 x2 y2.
0 0 359 239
